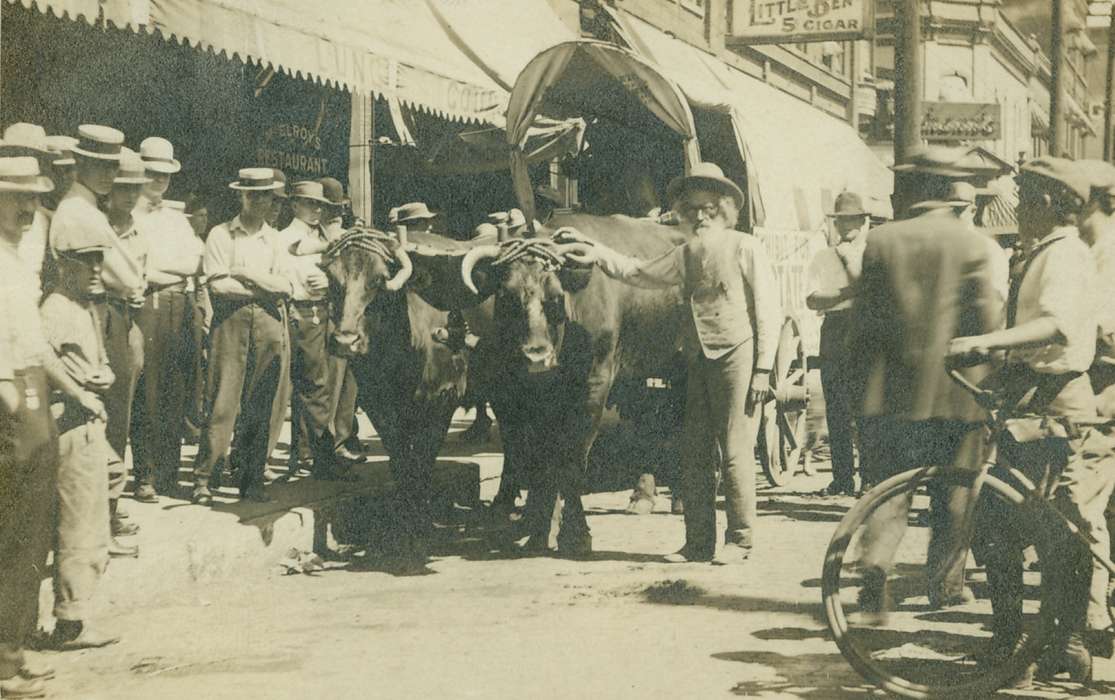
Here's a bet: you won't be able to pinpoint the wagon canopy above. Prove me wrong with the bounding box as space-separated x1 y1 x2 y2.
505 40 701 226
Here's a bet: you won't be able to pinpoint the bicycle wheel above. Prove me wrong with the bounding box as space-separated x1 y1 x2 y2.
821 466 1055 698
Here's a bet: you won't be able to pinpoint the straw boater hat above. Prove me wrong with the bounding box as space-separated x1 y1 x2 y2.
826 191 868 218
0 156 54 194
1073 159 1115 200
666 162 745 209
396 201 436 223
139 136 182 174
72 124 125 161
0 123 51 157
45 135 78 167
163 199 186 211
228 167 284 191
113 148 151 185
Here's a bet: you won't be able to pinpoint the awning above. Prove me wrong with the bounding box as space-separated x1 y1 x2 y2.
7 0 506 123
505 40 701 226
418 118 584 176
622 13 893 232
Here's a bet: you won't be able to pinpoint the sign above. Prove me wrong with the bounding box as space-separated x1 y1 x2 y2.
251 73 351 184
727 0 874 46
921 101 1002 142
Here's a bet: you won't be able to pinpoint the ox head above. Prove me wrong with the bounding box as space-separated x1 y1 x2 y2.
460 229 593 374
320 227 413 357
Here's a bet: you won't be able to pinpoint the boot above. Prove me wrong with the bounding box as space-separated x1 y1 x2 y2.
110 499 139 537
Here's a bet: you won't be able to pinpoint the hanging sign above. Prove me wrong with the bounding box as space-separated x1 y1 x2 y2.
726 0 875 46
921 102 1002 142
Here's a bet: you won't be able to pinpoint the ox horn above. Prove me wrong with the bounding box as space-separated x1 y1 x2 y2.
384 244 413 292
460 244 502 295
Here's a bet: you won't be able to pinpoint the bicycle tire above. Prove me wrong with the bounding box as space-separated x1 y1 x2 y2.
821 466 1055 699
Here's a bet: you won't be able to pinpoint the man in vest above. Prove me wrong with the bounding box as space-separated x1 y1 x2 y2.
559 162 781 565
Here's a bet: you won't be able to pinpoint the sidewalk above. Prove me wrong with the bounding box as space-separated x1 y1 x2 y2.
42 411 488 620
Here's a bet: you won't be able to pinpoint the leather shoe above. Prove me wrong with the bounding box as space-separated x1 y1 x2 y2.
0 677 46 699
111 516 140 537
192 486 213 506
240 485 271 503
133 484 158 503
48 621 120 651
333 445 367 464
663 546 712 563
927 586 976 610
712 542 752 566
817 481 856 497
108 538 139 558
18 660 54 681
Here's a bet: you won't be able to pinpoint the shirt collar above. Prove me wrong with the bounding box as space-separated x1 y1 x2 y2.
1030 225 1077 253
228 215 273 239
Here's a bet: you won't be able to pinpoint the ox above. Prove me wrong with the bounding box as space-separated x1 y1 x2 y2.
458 213 690 554
321 228 471 568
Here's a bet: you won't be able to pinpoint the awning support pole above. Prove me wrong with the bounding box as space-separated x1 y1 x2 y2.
893 0 922 219
1104 2 1115 162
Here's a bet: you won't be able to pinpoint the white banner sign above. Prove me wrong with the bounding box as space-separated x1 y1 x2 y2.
728 0 875 46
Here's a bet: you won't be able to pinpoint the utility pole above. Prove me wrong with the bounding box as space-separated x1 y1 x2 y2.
1105 1 1115 161
1049 0 1066 157
893 0 922 217
893 0 922 164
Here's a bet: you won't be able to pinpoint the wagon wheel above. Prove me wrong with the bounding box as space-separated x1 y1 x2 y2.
758 317 810 487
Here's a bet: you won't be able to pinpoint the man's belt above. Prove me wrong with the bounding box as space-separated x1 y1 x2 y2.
290 298 329 308
148 280 189 295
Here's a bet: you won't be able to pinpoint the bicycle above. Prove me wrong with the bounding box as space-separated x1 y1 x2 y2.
821 364 1115 698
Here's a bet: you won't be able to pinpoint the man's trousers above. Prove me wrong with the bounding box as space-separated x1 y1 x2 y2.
819 310 857 490
0 368 57 679
287 301 335 467
102 300 143 499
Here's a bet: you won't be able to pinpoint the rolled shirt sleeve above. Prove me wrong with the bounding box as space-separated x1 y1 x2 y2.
203 224 233 279
739 238 781 370
596 245 685 289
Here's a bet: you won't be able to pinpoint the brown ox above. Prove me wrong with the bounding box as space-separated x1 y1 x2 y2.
321 228 470 566
459 213 689 554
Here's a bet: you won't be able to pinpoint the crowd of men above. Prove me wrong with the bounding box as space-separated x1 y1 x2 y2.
4 116 1115 697
0 121 488 699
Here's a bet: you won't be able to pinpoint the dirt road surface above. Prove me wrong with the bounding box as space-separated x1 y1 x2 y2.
31 410 1115 700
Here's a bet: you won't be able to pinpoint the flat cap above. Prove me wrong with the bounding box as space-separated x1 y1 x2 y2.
1019 157 1091 203
1074 159 1115 198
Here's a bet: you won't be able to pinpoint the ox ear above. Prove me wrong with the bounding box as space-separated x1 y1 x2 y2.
405 243 494 310
557 263 593 293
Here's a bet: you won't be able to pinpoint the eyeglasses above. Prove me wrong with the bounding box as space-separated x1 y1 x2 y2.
677 201 721 220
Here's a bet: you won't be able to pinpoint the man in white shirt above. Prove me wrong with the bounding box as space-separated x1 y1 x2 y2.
807 191 868 496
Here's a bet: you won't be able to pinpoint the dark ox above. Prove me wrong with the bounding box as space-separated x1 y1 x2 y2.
459 213 689 554
321 228 470 562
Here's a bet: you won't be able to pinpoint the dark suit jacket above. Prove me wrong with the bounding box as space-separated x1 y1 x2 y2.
849 209 1001 423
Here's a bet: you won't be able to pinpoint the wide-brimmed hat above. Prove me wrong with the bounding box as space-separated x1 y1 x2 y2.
910 181 986 212
396 201 436 222
53 227 110 255
826 191 868 218
317 177 347 206
45 135 78 166
891 145 982 177
139 136 182 174
228 167 284 191
1020 157 1091 203
113 148 151 185
289 180 331 205
666 162 745 209
0 156 54 194
0 123 51 156
72 124 125 161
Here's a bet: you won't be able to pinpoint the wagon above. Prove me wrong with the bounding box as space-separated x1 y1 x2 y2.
495 40 895 487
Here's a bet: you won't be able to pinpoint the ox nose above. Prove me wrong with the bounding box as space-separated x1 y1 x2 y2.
522 344 555 372
332 330 365 356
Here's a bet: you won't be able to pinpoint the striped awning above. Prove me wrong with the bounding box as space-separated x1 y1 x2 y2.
6 0 506 123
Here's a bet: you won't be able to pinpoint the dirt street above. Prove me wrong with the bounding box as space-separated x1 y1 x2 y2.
29 411 1115 700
